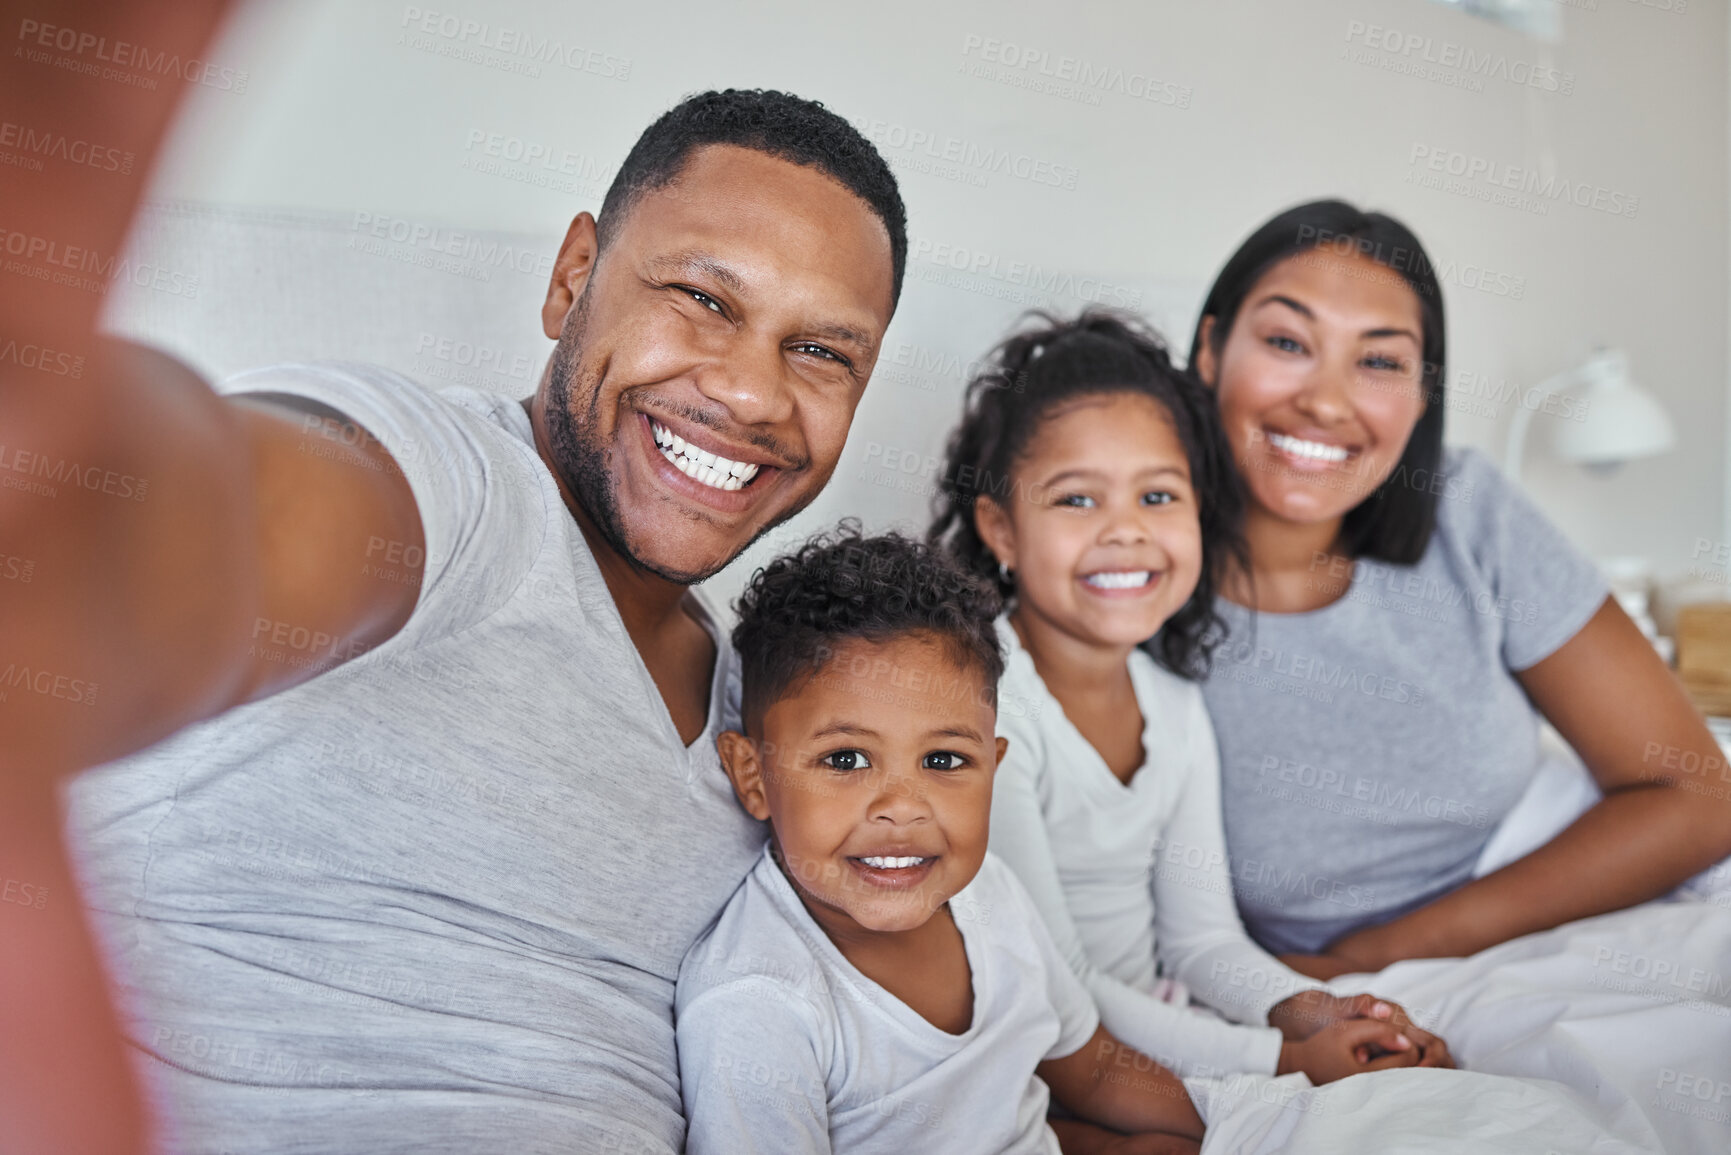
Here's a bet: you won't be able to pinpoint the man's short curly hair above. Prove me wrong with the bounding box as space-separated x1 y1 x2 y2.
731 522 1005 731
597 88 908 307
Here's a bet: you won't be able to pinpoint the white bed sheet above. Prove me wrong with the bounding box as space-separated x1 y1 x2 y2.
1186 899 1731 1154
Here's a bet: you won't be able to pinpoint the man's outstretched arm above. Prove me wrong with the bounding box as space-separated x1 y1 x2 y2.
4 344 427 776
0 5 426 1149
2 316 428 1155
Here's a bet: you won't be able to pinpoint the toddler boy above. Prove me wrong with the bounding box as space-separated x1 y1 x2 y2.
675 527 1208 1154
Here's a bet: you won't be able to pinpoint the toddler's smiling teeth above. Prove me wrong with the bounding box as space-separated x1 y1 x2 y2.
1268 432 1350 463
651 419 760 491
858 855 927 869
1084 570 1152 590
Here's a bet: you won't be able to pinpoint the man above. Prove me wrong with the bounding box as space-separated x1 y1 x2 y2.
4 65 904 1155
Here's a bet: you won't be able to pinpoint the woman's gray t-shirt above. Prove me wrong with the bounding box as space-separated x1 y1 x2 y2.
1196 447 1607 955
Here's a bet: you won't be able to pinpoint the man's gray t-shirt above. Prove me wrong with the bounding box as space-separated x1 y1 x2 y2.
1196 447 1607 955
63 364 766 1154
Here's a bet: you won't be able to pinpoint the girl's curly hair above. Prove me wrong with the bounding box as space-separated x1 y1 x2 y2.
926 308 1246 680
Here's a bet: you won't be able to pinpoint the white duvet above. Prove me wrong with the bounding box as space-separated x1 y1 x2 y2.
1185 898 1731 1154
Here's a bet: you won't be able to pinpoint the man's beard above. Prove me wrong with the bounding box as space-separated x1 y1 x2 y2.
541 295 802 586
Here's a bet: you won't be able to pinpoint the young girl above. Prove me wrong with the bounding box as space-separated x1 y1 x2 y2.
928 310 1450 1084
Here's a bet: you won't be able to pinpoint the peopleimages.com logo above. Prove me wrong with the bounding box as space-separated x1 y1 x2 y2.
853 118 1081 191
15 18 249 93
1407 144 1638 219
1343 21 1574 95
907 237 1142 309
397 7 631 80
957 34 1192 109
0 120 133 174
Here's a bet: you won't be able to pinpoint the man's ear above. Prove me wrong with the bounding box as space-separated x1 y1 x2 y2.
542 212 599 340
716 730 772 821
972 497 1016 573
1194 315 1219 389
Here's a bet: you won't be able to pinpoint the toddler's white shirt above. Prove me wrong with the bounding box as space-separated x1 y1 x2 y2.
676 848 1099 1154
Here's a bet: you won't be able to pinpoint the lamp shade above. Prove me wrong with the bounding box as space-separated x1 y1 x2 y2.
1550 350 1677 467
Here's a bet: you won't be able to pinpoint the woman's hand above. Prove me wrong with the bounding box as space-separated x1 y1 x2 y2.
1307 600 1731 971
1315 922 1406 972
1278 923 1405 978
1276 952 1366 981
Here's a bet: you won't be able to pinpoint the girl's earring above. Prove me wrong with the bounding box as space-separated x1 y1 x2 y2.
998 561 1013 584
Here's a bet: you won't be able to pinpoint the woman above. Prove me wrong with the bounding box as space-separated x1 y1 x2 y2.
1186 200 1731 978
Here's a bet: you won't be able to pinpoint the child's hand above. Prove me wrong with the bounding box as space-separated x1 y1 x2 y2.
1048 1119 1201 1155
1109 1137 1201 1155
1037 1026 1205 1142
1276 1016 1426 1083
1269 991 1453 1068
1339 993 1452 1068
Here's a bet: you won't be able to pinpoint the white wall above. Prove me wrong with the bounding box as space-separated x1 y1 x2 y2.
136 0 1728 610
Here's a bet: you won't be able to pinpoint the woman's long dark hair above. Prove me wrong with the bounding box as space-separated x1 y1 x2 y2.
927 309 1247 680
1190 200 1448 565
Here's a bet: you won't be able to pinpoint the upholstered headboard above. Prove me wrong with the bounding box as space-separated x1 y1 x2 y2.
102 200 557 397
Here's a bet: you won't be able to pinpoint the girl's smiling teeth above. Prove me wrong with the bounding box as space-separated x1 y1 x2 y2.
857 855 928 869
650 419 761 491
1083 570 1154 590
1267 431 1351 463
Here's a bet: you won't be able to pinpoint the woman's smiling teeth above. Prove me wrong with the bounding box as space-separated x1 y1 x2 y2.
857 856 928 869
1083 570 1152 590
651 420 760 491
1268 431 1350 463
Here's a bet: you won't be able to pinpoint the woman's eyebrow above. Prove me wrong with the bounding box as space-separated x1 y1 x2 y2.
1256 294 1419 344
1255 293 1313 319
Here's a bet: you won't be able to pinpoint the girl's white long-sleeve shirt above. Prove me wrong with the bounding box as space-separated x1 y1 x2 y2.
989 616 1330 1077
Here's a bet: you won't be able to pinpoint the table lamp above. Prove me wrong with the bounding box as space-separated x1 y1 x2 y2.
1502 348 1676 481
1500 347 1679 656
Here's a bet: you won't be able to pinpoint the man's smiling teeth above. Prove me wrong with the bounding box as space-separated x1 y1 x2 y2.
1084 570 1152 590
858 856 927 869
1268 432 1350 463
651 420 760 491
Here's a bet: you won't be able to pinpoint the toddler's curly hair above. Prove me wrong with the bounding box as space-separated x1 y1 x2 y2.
732 521 1005 730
